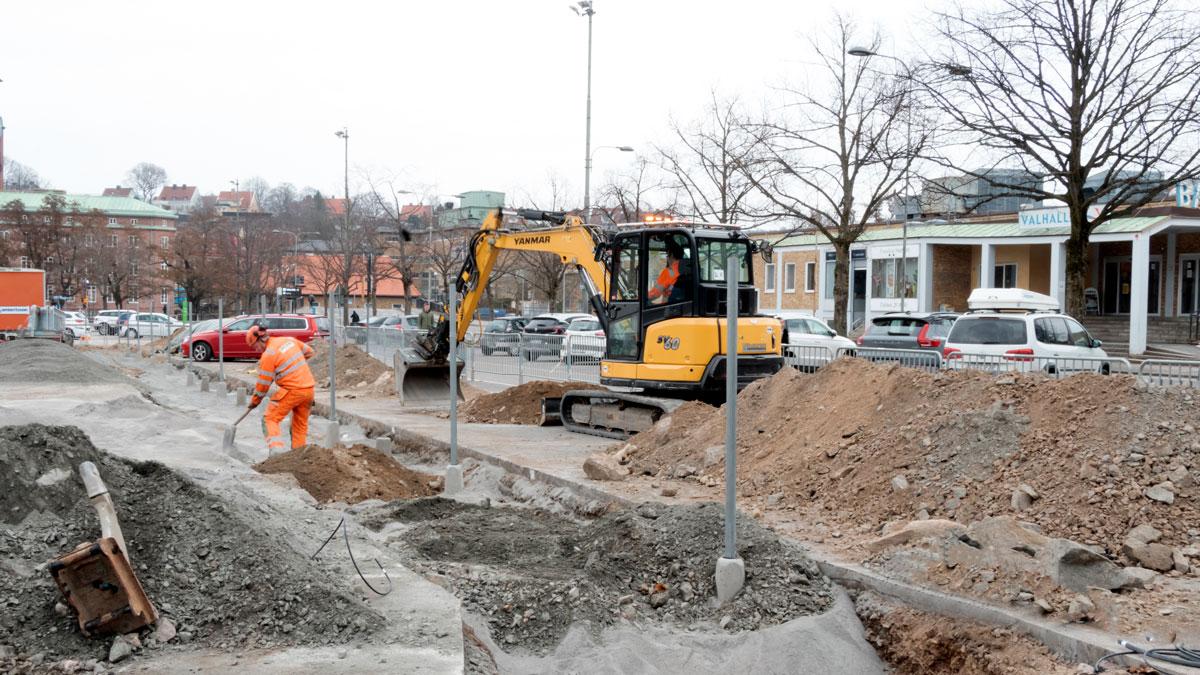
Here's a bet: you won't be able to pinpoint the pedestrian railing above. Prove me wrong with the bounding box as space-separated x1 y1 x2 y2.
943 352 1133 379
1137 359 1200 388
846 347 943 373
782 344 837 371
467 333 603 386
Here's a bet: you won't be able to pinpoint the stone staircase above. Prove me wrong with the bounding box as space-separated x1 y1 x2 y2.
1081 316 1198 361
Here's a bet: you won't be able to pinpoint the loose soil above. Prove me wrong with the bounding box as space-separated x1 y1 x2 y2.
0 339 129 386
854 591 1081 674
360 499 833 655
0 424 382 663
461 380 605 425
308 340 395 395
255 443 438 503
618 359 1200 562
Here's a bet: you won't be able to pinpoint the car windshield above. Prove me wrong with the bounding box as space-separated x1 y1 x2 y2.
569 319 601 331
948 317 1028 345
314 317 331 333
368 316 389 327
527 318 560 329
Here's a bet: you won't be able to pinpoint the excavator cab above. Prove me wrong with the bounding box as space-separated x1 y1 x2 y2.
597 226 782 395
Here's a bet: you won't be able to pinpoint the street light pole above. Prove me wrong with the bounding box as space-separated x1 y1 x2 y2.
572 1 595 222
848 46 915 312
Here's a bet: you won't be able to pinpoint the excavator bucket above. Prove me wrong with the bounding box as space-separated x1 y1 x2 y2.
393 347 464 405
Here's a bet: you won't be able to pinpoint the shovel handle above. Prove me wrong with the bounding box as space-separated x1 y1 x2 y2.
233 407 253 427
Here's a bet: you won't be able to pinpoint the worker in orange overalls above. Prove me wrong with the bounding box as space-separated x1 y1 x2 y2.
246 324 316 453
648 241 684 305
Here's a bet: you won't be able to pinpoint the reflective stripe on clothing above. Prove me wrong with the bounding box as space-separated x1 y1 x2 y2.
253 336 316 393
263 387 314 451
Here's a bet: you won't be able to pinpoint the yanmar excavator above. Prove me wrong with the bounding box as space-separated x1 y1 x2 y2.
396 208 783 438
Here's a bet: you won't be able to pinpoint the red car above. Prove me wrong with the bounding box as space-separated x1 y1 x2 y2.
182 314 329 361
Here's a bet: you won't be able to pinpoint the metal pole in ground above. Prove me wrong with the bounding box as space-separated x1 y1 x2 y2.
218 299 225 382
715 252 745 605
445 286 463 495
328 298 337 418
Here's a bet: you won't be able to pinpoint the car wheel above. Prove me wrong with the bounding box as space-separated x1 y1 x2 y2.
127 328 139 339
99 324 110 336
64 328 75 338
1044 363 1057 376
523 349 536 361
192 341 212 362
1100 362 1111 375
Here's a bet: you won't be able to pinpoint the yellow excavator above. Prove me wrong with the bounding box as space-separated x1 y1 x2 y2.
396 208 783 438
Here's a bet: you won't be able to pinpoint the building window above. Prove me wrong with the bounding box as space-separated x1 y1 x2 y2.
871 257 918 299
109 234 119 247
131 219 138 226
160 235 169 249
764 263 776 292
108 217 117 225
45 256 54 265
131 262 139 276
824 258 837 300
994 263 1017 288
784 263 797 292
805 261 816 292
160 288 169 304
129 234 138 246
160 261 168 271
19 256 29 268
43 216 51 224
87 288 97 303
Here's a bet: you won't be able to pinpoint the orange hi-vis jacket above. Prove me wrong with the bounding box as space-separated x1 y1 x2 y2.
648 260 680 301
252 336 315 405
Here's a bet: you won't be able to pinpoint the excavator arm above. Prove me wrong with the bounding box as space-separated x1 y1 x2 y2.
452 208 610 343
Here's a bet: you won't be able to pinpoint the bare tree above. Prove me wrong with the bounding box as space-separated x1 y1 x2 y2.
3 159 43 190
365 175 423 313
243 177 271 211
126 162 168 202
164 204 234 315
742 15 923 334
599 157 670 223
657 93 761 224
922 0 1200 315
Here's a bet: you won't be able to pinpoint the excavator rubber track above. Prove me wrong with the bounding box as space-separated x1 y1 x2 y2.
543 389 685 439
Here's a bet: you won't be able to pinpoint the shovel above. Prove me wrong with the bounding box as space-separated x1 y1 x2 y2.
223 406 254 450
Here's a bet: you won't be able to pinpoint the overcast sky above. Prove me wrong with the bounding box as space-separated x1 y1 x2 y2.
0 0 934 205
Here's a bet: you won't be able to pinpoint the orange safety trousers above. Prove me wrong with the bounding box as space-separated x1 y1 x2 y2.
263 387 314 451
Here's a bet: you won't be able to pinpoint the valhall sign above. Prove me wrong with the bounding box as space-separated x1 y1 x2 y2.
1178 181 1200 208
1018 205 1103 228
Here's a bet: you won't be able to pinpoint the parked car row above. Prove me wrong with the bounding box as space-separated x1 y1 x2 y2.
182 314 328 361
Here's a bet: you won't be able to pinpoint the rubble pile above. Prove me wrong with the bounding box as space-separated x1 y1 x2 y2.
461 380 604 425
361 499 833 654
616 360 1200 577
308 340 394 395
255 443 439 503
0 424 382 668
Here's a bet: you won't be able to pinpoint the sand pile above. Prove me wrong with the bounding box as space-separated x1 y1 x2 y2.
617 359 1200 563
0 424 381 664
308 340 394 395
255 443 438 503
360 499 833 654
461 380 604 424
0 339 128 385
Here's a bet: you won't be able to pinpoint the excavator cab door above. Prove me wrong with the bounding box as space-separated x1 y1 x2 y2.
604 235 642 367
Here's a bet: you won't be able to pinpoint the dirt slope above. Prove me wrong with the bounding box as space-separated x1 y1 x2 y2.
461 380 604 425
255 443 437 503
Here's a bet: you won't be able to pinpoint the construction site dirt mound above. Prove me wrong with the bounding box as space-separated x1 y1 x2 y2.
617 359 1200 564
308 339 395 395
0 339 129 385
361 499 833 654
461 380 605 424
255 443 438 503
0 424 382 661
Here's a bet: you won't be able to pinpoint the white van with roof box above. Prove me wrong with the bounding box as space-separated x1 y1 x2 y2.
942 288 1109 374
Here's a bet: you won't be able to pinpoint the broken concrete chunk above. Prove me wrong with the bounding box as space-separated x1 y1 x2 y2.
1124 542 1175 572
1173 550 1190 574
1117 566 1158 590
1125 524 1163 545
1066 595 1095 623
153 617 177 644
108 637 133 663
582 455 628 482
891 475 909 492
1144 482 1176 504
1042 538 1128 593
866 519 966 553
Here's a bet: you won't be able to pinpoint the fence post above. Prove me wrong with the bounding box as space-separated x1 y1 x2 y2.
518 334 525 385
565 336 572 381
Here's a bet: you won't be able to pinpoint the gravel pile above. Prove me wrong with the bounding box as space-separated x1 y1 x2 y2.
0 424 382 667
361 499 833 654
0 340 128 385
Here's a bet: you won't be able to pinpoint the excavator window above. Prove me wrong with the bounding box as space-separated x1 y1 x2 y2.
612 244 640 301
646 233 692 306
696 239 750 283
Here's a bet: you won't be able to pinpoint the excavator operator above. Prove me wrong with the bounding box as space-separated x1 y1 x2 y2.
246 323 316 453
648 239 685 305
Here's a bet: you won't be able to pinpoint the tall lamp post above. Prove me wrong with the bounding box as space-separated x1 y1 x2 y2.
848 46 915 312
585 145 634 223
570 1 596 220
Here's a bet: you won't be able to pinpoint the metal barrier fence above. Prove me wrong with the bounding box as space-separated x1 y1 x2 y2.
467 333 604 386
846 347 943 373
943 353 1133 378
1137 359 1200 388
782 344 837 371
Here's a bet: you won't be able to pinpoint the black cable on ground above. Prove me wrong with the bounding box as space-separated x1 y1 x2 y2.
311 516 393 596
1093 639 1200 673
